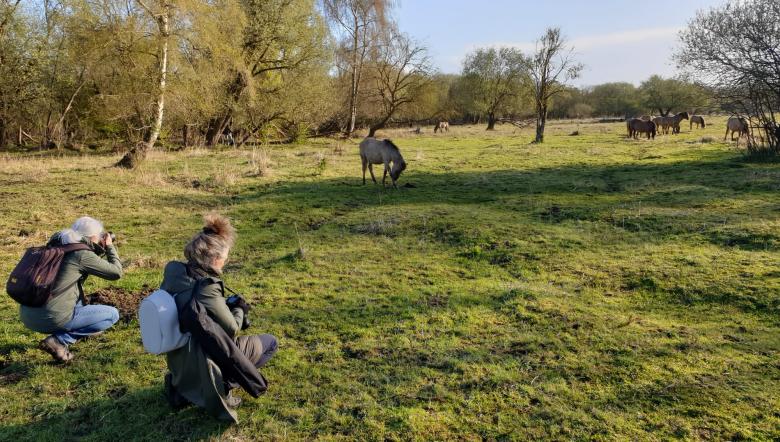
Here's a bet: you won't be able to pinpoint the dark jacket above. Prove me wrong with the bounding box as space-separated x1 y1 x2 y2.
161 261 266 422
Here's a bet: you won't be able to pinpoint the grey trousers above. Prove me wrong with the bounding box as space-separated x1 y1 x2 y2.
235 333 278 368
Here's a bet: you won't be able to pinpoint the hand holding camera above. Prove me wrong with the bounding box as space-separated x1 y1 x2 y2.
226 294 252 330
101 231 116 247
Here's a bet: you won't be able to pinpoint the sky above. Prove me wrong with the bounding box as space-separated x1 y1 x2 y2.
394 0 727 87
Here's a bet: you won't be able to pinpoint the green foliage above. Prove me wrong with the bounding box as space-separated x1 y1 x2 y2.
639 75 709 116
589 82 642 117
0 118 778 439
460 47 530 125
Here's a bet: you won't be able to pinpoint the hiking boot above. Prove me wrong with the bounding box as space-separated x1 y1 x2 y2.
164 373 191 410
225 393 242 409
39 335 73 363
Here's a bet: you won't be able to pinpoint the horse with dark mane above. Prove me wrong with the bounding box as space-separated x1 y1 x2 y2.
359 137 407 188
627 119 656 139
654 112 689 134
690 115 705 129
724 116 749 141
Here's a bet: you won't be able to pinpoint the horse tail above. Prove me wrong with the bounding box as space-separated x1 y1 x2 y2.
701 117 705 128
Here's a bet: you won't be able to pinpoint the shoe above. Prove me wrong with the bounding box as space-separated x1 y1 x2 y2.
226 393 242 409
164 373 191 409
39 335 73 363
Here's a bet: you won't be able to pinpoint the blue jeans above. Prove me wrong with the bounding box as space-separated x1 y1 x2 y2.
54 301 120 346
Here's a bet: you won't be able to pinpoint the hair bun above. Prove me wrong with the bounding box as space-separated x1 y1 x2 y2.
202 212 235 245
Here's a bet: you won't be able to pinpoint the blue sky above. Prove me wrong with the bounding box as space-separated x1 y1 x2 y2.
395 0 727 86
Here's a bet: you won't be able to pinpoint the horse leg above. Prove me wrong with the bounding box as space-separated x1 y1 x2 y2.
368 163 377 184
382 162 389 187
361 156 367 185
724 128 729 141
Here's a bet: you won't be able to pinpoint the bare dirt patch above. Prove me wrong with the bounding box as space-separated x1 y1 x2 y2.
86 286 154 322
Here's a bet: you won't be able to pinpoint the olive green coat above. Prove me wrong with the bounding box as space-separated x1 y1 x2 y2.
20 240 122 333
160 261 245 423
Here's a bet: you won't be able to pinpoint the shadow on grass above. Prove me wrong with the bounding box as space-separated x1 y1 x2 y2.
0 386 230 441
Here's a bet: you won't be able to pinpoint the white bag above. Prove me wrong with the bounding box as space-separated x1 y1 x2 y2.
139 289 190 354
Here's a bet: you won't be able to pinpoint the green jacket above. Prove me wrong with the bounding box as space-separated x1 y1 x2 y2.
19 239 123 333
160 261 244 422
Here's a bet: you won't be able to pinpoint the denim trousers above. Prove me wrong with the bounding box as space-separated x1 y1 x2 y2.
54 301 120 346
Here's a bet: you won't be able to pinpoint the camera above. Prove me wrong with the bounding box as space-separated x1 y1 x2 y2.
102 231 116 244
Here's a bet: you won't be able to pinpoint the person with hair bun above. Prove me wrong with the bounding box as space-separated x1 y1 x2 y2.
20 216 123 363
160 213 277 422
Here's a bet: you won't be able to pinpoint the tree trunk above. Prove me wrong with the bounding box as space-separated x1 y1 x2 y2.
117 5 169 169
182 125 190 147
205 112 231 146
535 105 547 143
346 15 360 136
0 118 6 150
486 112 496 130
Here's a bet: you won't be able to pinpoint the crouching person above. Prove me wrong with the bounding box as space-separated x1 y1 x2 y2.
161 213 277 422
18 216 122 363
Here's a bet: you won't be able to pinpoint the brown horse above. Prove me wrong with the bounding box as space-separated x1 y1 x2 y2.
652 116 665 132
433 121 449 133
627 119 656 139
360 137 407 188
655 112 689 134
724 116 749 141
690 115 705 129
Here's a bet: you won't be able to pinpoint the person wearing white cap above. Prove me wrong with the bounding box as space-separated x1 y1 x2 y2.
19 216 123 362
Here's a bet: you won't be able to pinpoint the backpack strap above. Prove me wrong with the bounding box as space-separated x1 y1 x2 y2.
50 243 94 300
58 243 92 253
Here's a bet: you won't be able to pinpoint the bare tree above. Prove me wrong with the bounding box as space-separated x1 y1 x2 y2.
117 0 171 168
323 0 391 136
364 30 431 137
529 28 582 143
677 0 780 153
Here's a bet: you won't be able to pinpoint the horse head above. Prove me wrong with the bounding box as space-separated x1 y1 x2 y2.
391 158 407 181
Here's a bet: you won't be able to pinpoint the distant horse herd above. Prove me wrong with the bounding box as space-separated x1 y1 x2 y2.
359 115 767 188
626 113 759 142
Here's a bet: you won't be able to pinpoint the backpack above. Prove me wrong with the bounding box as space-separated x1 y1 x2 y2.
139 289 191 354
6 243 91 307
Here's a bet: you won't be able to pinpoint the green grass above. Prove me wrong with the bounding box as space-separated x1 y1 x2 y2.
0 119 778 440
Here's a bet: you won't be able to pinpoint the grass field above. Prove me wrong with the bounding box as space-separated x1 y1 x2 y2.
0 118 779 441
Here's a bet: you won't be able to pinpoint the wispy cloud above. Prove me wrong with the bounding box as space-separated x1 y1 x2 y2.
464 26 683 54
443 27 683 79
569 27 683 50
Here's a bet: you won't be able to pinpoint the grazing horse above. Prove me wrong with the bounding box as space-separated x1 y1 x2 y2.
627 119 656 139
724 116 749 141
690 115 706 129
655 112 689 134
359 137 407 188
652 116 665 133
433 121 449 133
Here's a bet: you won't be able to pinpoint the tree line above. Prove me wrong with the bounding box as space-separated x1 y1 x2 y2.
0 0 774 163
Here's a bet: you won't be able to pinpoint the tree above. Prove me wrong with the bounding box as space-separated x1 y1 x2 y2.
529 27 582 143
0 0 47 149
461 47 528 130
638 75 704 116
116 0 171 168
677 0 779 151
324 0 392 136
202 0 329 147
363 30 431 137
588 82 641 117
